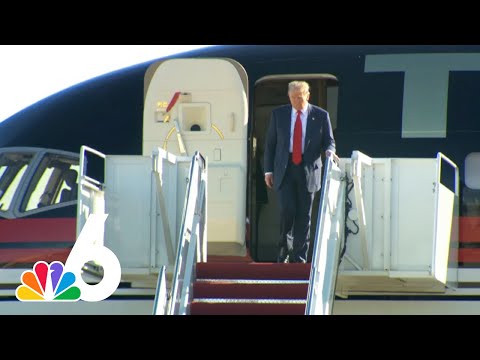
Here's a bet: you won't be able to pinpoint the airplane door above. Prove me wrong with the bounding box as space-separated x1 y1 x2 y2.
253 75 339 262
143 59 248 257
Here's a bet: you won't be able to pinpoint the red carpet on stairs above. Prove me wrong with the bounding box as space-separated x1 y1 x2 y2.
190 261 312 315
196 262 311 280
193 281 308 299
190 302 307 315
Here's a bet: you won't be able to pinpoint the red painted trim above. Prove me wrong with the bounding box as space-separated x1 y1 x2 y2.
0 248 71 265
166 92 181 113
459 249 480 263
0 218 76 243
459 217 480 244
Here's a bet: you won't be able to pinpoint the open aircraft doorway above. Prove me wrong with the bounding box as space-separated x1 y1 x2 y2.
251 74 339 262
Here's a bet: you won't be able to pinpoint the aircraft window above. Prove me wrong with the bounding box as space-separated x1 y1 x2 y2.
0 165 28 211
0 152 34 212
26 167 55 209
55 166 79 203
22 155 79 212
465 153 480 190
462 152 480 216
0 167 4 196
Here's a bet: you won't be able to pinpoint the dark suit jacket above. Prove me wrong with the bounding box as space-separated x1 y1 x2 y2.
263 103 336 192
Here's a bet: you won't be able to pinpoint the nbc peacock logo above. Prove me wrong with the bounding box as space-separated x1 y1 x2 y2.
16 261 81 301
15 213 121 303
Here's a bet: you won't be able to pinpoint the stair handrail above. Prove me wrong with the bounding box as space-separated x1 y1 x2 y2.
165 151 207 315
305 155 346 315
350 151 373 270
152 265 168 315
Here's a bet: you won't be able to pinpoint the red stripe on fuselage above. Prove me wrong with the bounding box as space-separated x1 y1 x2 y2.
459 217 480 244
0 248 71 264
451 216 480 264
0 218 76 243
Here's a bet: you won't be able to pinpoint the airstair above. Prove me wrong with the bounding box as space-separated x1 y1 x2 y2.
77 146 458 315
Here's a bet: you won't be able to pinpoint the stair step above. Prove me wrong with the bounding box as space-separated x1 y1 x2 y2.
190 300 306 315
196 262 311 280
190 261 311 315
207 254 253 263
194 280 309 299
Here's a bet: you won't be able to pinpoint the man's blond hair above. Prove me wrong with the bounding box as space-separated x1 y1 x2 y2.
288 81 310 94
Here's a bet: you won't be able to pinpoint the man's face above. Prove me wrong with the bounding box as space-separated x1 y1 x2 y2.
288 89 310 111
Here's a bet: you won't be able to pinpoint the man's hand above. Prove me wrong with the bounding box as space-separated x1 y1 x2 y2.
265 173 274 189
326 150 340 165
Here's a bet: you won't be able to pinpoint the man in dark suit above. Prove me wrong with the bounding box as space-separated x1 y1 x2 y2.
264 81 336 263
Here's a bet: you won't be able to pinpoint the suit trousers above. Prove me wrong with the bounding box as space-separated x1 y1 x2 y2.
276 158 315 263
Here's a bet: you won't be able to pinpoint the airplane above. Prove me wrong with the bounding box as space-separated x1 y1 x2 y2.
0 45 479 314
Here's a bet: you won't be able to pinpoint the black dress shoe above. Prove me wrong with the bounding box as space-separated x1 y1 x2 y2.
277 247 289 263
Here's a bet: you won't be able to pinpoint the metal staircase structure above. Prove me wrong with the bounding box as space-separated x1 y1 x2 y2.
74 146 458 315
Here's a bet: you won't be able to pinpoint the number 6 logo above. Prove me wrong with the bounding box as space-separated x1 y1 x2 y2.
65 213 121 302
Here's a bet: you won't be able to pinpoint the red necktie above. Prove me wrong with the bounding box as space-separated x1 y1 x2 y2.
292 110 302 165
